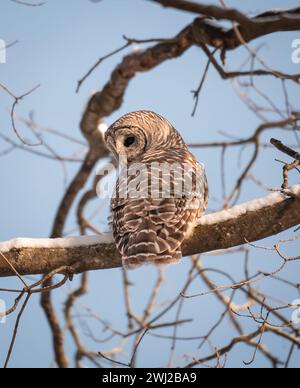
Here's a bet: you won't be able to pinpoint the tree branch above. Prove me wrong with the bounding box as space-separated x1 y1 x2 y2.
152 0 300 27
0 185 299 277
153 1 300 52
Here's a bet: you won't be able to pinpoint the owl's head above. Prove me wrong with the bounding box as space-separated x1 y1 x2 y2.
105 111 186 163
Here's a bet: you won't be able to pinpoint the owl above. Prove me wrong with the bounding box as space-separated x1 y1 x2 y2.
105 111 208 268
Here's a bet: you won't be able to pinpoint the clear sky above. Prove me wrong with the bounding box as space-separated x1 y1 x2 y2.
0 0 299 368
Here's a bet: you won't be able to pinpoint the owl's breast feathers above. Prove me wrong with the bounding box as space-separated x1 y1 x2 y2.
111 148 208 268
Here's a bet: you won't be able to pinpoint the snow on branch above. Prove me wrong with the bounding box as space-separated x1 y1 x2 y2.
0 185 299 278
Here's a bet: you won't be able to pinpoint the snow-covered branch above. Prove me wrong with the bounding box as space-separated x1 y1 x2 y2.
0 185 299 277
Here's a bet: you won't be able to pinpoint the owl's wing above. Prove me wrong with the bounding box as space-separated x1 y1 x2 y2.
112 197 207 267
111 159 208 268
112 198 185 265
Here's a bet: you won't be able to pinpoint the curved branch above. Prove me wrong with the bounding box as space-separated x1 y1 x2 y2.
153 0 300 30
0 185 299 277
153 1 300 52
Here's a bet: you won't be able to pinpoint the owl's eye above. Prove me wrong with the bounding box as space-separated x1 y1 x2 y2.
124 136 136 148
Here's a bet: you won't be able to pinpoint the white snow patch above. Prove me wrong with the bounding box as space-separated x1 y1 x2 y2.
199 184 300 226
98 122 108 135
0 234 113 253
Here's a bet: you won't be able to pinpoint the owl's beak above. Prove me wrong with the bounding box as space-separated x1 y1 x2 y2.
105 134 114 151
105 134 119 162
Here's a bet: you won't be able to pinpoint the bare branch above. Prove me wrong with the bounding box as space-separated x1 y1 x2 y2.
0 185 299 277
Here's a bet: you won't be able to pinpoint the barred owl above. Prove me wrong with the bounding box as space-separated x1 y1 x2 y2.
105 111 208 268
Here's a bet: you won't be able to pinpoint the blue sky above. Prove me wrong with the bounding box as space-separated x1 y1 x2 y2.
0 0 300 368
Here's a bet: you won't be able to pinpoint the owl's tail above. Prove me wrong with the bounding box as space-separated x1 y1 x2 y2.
122 250 182 269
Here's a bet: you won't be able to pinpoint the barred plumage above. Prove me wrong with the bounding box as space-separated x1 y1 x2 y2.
105 111 208 268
